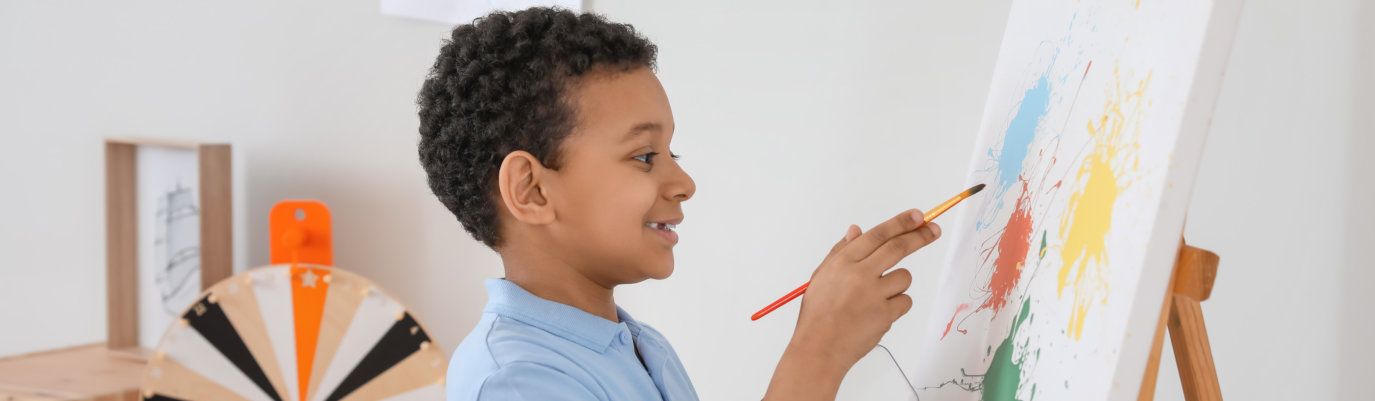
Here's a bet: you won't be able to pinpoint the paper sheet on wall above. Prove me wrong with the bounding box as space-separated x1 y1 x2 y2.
137 145 202 349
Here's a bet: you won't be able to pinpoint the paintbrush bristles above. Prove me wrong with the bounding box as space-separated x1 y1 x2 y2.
923 183 988 222
967 183 986 196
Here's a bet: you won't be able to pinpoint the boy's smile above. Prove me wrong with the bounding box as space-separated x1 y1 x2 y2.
646 219 681 245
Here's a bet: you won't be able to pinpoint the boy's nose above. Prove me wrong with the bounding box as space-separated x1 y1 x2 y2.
665 161 695 202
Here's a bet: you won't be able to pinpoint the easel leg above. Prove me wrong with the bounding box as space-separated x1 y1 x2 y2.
1139 240 1222 401
1169 294 1221 401
1168 244 1221 401
1137 264 1176 401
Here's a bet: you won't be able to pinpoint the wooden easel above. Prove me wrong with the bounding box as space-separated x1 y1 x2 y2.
1137 238 1222 401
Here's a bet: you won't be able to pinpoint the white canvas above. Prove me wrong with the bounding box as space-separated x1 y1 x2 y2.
910 1 1242 400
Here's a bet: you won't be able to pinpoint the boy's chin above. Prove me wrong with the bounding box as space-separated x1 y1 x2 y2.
646 266 674 280
643 258 675 280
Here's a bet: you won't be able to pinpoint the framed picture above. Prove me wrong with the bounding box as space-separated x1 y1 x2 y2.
105 137 232 356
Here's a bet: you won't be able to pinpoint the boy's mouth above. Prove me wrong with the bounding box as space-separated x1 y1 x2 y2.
645 218 682 245
644 222 678 231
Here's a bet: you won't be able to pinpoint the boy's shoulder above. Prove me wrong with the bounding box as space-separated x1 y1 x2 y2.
453 309 603 367
445 279 697 401
445 312 605 400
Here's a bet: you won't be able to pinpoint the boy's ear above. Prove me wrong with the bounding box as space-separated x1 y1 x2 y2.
497 151 555 225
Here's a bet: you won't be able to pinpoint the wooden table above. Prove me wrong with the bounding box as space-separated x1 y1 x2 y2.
0 344 143 401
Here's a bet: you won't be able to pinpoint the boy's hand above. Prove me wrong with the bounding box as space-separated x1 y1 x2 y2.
763 209 940 401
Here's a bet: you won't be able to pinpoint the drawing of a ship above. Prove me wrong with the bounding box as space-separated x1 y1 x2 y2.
153 181 201 315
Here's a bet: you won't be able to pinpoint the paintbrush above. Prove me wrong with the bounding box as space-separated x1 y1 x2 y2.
751 183 987 321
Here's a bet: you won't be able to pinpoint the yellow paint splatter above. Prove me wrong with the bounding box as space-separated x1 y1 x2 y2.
1056 66 1151 340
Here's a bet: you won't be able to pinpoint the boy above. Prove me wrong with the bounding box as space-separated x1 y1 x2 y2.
417 8 941 401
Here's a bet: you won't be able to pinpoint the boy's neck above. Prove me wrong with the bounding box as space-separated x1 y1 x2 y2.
499 246 620 323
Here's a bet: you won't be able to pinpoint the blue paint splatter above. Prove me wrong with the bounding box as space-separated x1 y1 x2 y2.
975 56 1057 232
994 75 1052 197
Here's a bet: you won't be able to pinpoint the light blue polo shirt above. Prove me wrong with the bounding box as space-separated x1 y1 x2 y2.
446 279 699 401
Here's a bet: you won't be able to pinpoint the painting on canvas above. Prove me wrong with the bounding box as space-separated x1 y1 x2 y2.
911 0 1242 399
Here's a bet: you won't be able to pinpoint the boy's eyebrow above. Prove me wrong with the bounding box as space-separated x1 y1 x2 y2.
620 122 662 142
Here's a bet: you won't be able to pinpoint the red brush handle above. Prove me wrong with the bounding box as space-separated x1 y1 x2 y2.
751 281 811 321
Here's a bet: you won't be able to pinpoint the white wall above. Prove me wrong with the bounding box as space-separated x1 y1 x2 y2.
1339 1 1375 400
1152 1 1370 400
0 1 1368 400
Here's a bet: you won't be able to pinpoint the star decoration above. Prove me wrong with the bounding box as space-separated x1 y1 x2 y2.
301 270 319 288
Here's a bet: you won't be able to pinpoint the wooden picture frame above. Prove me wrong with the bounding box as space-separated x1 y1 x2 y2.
105 137 232 357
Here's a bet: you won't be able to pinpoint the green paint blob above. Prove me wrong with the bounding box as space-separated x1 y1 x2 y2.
982 299 1032 401
1038 231 1047 258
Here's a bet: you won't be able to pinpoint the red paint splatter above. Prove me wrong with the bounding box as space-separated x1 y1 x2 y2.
981 181 1036 314
941 303 972 340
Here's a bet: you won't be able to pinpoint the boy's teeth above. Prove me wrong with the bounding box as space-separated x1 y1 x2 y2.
645 222 676 230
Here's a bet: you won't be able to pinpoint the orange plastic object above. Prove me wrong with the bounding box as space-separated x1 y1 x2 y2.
270 200 332 266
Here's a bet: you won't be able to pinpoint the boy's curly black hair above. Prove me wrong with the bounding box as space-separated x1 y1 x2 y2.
416 8 658 248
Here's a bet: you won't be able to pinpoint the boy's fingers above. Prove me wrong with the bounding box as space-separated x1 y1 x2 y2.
841 210 926 262
825 225 863 259
879 268 913 297
887 293 914 321
862 224 940 274
827 230 847 256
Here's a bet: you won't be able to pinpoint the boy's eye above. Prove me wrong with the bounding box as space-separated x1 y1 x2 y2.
634 152 660 165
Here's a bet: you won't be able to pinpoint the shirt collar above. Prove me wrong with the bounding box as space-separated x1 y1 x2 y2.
483 278 636 353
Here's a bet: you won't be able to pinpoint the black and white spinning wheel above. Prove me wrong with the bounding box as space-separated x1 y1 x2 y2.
140 263 445 401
